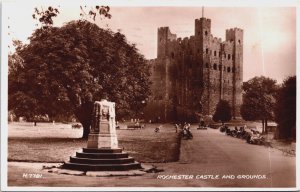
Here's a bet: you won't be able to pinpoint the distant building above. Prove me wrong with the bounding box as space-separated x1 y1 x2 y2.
144 17 243 122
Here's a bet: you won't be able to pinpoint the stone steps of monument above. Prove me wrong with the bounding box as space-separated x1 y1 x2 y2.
62 162 142 171
76 152 129 159
82 148 122 153
70 156 135 164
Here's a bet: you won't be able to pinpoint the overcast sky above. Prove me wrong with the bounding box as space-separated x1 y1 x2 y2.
6 3 296 83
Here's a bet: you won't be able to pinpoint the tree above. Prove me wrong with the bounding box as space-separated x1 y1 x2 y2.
8 20 151 138
240 76 277 133
212 100 232 124
274 76 296 140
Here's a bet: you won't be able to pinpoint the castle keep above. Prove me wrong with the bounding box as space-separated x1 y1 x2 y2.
144 17 243 122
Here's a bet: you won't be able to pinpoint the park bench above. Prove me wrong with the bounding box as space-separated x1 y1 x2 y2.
127 124 144 130
71 123 82 129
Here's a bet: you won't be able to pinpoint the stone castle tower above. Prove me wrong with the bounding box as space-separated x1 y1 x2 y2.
144 17 243 122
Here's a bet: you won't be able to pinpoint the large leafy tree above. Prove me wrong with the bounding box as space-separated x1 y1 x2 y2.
212 100 232 124
274 76 296 140
240 76 277 133
8 20 151 138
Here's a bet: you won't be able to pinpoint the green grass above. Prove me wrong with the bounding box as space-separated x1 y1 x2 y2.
8 123 180 163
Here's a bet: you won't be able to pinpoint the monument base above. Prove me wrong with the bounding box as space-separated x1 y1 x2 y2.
87 133 118 149
63 148 142 171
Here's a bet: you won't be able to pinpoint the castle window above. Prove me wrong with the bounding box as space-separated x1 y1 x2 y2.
206 48 209 54
205 31 208 36
213 64 217 70
227 67 231 72
238 40 241 44
214 51 216 56
228 54 231 60
219 64 222 71
206 63 209 68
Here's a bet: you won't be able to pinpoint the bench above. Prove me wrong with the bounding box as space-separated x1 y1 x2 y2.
127 124 144 129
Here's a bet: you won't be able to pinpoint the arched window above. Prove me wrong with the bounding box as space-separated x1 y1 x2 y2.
238 39 241 44
227 67 231 72
206 48 209 54
228 54 231 60
213 64 217 70
205 31 208 36
214 51 216 56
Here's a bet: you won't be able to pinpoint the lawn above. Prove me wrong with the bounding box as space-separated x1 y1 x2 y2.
8 122 180 163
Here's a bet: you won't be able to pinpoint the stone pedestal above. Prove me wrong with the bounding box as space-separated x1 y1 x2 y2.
63 99 142 171
87 100 118 148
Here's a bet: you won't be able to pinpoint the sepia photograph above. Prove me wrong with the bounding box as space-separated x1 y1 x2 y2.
1 0 298 191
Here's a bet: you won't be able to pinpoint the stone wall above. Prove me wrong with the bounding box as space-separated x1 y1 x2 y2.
145 17 243 122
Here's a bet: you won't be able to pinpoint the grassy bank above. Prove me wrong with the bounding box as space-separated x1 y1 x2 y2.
8 123 180 163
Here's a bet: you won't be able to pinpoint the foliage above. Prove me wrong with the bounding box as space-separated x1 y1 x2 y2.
32 6 60 29
212 100 232 123
8 40 24 74
274 76 296 140
8 20 151 135
80 5 111 21
240 76 277 132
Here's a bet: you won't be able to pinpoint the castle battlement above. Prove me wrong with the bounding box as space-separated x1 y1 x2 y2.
226 27 243 33
212 36 222 43
195 17 211 22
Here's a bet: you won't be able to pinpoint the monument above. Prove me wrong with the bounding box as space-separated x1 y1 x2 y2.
63 99 142 171
87 100 118 149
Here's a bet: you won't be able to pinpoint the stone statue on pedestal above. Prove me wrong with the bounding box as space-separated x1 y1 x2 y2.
87 99 118 149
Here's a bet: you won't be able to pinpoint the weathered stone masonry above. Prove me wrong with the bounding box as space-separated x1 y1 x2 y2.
144 17 243 122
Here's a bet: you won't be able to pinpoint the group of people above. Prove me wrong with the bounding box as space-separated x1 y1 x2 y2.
175 122 193 139
154 122 193 140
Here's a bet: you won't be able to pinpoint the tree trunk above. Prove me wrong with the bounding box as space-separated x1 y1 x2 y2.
82 122 91 139
74 101 94 139
265 119 268 134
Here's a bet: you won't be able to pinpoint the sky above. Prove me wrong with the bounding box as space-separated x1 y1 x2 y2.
5 3 296 83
